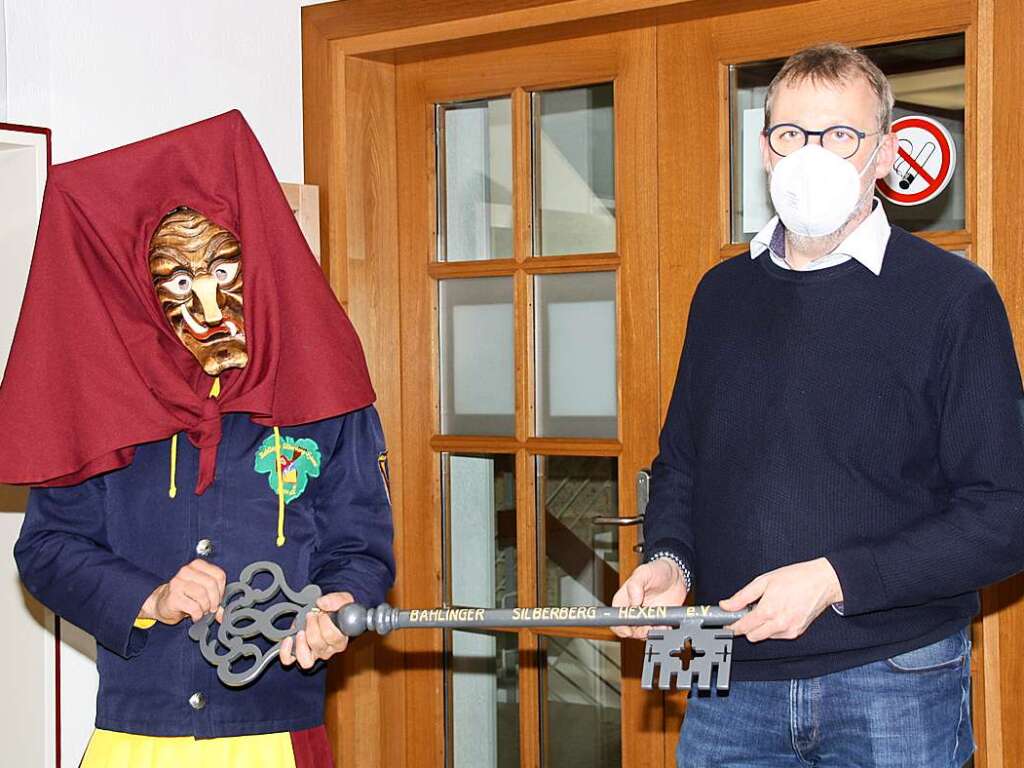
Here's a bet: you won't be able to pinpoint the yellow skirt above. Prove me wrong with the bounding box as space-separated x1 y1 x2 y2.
81 728 297 768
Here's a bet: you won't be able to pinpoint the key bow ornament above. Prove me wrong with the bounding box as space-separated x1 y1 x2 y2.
187 561 323 687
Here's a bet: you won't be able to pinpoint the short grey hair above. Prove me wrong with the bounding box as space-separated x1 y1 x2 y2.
764 42 895 133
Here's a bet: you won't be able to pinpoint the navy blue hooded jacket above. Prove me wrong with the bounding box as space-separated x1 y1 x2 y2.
15 405 395 738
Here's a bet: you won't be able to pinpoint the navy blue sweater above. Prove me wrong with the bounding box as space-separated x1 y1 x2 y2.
15 405 395 737
643 228 1024 681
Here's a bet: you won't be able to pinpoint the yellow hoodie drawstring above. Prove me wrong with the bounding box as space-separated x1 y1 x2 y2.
164 377 284 547
273 426 286 547
168 376 221 500
168 434 178 499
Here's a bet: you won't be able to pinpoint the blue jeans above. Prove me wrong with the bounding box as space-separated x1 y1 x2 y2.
676 628 973 767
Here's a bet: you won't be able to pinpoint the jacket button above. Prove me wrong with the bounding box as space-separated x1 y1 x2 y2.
189 692 206 710
195 539 214 557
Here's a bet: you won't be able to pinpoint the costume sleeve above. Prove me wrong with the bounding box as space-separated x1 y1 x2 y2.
309 405 396 606
827 277 1024 616
14 476 165 658
641 286 704 583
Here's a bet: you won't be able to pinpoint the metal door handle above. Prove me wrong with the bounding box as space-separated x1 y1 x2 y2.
635 468 651 554
593 515 644 526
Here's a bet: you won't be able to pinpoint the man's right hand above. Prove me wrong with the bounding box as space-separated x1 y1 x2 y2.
139 559 227 625
611 559 689 640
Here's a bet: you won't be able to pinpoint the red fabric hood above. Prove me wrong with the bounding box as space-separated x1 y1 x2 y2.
0 110 375 493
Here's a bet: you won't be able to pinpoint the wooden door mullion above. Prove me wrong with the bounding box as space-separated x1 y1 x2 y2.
514 76 542 768
396 57 446 768
513 87 533 266
517 447 542 768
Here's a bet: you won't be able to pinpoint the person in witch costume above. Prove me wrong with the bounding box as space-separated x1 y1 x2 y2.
2 110 395 767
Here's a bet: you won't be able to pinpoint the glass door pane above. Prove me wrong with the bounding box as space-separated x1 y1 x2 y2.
534 272 617 438
443 453 520 768
537 456 619 607
729 33 966 242
537 455 622 767
533 84 616 256
439 277 516 436
542 635 622 768
450 629 521 768
437 98 514 261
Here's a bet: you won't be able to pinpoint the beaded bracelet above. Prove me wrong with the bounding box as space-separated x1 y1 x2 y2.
646 550 694 593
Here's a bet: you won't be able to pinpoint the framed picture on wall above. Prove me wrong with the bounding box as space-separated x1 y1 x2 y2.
0 120 63 767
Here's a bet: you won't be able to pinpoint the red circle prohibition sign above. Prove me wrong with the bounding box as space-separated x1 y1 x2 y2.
876 116 955 205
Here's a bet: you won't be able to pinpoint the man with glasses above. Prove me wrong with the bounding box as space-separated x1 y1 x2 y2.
613 43 1024 766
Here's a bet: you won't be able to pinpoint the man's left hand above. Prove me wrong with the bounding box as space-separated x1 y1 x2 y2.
280 591 354 669
720 558 843 643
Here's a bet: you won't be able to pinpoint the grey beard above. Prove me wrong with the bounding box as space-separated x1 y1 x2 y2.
786 185 875 257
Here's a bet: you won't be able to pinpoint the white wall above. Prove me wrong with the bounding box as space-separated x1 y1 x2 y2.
0 0 8 121
1 2 332 764
5 0 331 180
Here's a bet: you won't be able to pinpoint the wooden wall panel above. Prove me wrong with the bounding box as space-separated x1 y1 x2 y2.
987 0 1024 765
302 18 344 299
317 53 409 768
282 183 322 264
304 0 698 55
394 58 448 768
654 17 722 428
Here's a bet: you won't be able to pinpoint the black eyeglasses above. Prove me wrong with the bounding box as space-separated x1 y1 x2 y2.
764 124 882 160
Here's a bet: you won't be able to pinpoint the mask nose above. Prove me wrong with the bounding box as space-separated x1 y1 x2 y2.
192 274 223 325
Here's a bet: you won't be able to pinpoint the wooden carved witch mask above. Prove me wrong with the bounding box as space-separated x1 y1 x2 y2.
149 206 248 376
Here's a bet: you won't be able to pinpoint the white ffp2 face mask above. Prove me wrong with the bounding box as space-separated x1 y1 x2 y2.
768 141 881 238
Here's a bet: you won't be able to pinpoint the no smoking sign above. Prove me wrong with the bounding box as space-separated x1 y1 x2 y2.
877 115 957 206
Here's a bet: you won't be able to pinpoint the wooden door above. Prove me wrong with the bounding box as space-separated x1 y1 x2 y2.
394 24 666 768
656 0 1003 764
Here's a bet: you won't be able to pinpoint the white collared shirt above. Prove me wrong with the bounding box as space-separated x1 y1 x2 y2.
750 198 892 276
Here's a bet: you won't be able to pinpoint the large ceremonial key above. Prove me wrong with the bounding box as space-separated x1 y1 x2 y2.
189 561 747 690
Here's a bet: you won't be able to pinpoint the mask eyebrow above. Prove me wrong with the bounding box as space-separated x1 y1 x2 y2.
206 232 241 260
149 251 192 275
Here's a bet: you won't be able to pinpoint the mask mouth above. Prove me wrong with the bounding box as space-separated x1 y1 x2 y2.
180 305 241 343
